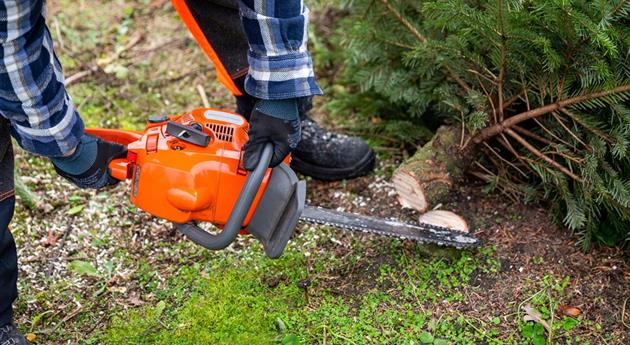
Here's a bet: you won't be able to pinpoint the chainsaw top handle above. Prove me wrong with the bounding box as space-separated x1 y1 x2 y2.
175 143 274 250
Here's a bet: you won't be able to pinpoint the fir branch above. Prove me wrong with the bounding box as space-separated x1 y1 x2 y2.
609 0 629 20
377 0 472 92
560 108 614 144
472 85 630 143
377 0 427 43
505 128 582 182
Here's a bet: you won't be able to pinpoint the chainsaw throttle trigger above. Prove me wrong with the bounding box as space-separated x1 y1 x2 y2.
165 121 210 147
176 143 273 250
108 158 131 180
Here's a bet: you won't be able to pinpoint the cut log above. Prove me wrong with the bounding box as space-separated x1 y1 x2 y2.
418 210 469 233
392 126 474 212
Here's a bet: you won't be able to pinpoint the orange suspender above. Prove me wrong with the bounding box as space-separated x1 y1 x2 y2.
171 0 243 96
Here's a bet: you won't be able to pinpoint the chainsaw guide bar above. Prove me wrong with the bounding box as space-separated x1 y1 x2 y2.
300 207 482 249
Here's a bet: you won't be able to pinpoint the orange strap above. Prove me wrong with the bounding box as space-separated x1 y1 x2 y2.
171 0 243 96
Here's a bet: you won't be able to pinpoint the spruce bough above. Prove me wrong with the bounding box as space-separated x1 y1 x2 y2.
332 0 630 248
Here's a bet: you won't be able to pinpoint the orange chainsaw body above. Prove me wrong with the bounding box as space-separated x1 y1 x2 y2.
87 108 277 227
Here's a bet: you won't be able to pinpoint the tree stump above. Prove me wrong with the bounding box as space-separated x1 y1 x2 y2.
392 126 473 212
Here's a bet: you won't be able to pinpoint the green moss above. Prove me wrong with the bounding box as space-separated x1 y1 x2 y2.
101 245 505 345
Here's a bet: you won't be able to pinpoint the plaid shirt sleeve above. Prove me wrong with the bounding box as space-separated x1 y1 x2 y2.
239 0 323 100
0 0 84 158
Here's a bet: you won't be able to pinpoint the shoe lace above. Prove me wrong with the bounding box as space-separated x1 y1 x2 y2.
300 116 348 143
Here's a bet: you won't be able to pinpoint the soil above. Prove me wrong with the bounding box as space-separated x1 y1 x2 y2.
304 160 630 339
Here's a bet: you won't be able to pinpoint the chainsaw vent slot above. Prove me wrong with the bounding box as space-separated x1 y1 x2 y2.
206 123 234 142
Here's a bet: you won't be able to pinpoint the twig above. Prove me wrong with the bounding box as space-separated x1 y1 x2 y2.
503 93 520 110
469 170 520 202
45 223 73 278
495 135 535 174
65 34 143 87
196 85 210 108
506 128 582 181
512 125 554 146
65 67 97 87
561 108 613 144
532 118 575 149
542 149 584 164
467 68 496 85
473 73 497 124
610 0 629 18
482 142 528 178
45 305 83 335
551 111 588 148
97 33 143 67
472 85 630 143
497 0 507 122
622 297 630 329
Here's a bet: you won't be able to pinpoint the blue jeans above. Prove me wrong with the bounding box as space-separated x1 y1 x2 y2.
0 196 16 327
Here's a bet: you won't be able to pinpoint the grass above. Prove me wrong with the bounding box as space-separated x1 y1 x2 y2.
100 243 503 345
8 1 629 344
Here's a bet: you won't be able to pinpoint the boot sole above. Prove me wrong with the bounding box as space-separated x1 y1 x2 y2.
290 150 376 181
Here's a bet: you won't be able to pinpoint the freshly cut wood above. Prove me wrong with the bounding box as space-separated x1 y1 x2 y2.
418 210 469 233
392 126 474 212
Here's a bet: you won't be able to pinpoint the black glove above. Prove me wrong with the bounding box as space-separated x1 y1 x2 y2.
243 99 301 170
52 134 127 189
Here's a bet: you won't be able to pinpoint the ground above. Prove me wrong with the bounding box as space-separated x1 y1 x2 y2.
8 1 630 344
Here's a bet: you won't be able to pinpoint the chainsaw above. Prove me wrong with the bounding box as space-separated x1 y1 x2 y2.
87 108 481 258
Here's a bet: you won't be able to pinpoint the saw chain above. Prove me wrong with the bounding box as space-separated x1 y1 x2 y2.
300 207 482 249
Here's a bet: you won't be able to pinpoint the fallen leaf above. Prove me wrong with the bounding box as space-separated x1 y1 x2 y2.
558 305 581 318
40 203 54 213
523 304 551 333
25 333 36 342
40 228 58 247
68 260 100 278
66 205 84 215
128 295 144 307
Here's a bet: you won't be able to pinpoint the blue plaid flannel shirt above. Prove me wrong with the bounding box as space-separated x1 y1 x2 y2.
0 0 322 158
239 0 322 100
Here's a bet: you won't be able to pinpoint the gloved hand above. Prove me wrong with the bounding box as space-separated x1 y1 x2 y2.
243 98 301 170
51 134 127 189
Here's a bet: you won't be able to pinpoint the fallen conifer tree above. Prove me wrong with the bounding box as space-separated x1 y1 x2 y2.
329 0 630 247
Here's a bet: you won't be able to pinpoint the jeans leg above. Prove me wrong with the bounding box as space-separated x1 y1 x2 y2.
0 196 16 327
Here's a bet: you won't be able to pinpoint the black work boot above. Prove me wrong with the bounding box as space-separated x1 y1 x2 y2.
236 95 375 181
0 324 29 345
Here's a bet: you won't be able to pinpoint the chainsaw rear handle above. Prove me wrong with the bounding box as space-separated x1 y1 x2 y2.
84 128 142 181
175 143 273 250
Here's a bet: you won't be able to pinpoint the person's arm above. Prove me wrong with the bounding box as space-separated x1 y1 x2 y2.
238 0 323 100
238 0 322 169
0 0 125 188
0 0 83 157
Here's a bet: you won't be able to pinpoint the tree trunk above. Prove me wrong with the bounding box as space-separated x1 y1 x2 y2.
392 126 475 212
